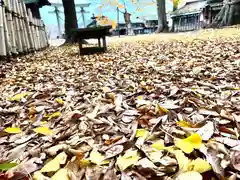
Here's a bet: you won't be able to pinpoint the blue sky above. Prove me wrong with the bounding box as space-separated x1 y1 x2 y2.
40 0 173 37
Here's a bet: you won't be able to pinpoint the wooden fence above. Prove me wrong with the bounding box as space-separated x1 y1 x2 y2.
0 0 48 57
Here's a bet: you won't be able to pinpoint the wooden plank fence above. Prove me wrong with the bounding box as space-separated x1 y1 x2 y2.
0 0 48 58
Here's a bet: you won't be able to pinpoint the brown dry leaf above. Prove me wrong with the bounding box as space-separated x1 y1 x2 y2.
231 151 240 171
197 121 214 141
105 145 124 159
200 142 230 177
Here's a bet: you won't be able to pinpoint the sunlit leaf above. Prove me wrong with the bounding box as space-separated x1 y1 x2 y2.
33 171 49 180
174 150 190 170
176 120 194 128
116 150 140 171
89 149 110 165
47 111 61 120
55 98 64 105
41 152 67 173
4 127 22 134
188 158 212 173
79 159 91 167
151 141 165 150
156 103 169 114
52 168 69 180
0 163 18 171
175 133 202 154
136 129 149 138
8 92 28 101
33 126 53 136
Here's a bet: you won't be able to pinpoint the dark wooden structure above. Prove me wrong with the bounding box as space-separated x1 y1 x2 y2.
132 22 145 34
24 0 51 19
72 26 111 55
171 0 223 32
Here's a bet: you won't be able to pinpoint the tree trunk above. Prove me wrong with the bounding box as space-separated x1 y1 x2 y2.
209 0 240 28
62 0 78 43
156 0 168 33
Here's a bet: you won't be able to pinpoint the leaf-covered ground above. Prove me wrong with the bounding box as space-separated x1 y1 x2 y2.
0 27 240 180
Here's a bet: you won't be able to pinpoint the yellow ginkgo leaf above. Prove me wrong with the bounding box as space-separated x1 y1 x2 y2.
47 111 61 120
177 171 203 180
55 98 64 105
173 150 190 170
175 133 202 154
79 159 91 167
51 168 69 180
8 92 28 101
4 127 22 134
188 158 212 173
151 140 165 150
156 103 169 114
41 152 67 173
173 150 211 173
137 95 143 100
136 129 149 138
176 120 194 128
33 171 48 180
116 150 140 171
33 126 53 136
117 4 124 9
89 149 110 165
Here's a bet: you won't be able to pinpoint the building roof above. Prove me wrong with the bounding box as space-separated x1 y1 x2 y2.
171 0 207 17
207 1 223 10
24 0 51 6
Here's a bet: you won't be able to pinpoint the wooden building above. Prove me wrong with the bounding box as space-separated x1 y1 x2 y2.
171 0 223 32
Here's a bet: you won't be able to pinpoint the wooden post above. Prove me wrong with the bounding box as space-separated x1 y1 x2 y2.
78 39 82 55
98 38 101 47
0 0 7 56
103 36 106 51
178 16 181 32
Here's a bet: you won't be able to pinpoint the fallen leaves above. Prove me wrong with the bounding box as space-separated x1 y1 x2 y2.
33 126 53 136
8 92 28 102
175 133 202 154
0 163 18 171
4 127 22 134
89 149 110 165
177 171 202 180
41 152 68 173
0 27 240 179
116 150 140 171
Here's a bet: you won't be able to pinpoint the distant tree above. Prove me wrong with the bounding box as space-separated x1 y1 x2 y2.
97 0 155 34
62 0 78 42
209 0 240 27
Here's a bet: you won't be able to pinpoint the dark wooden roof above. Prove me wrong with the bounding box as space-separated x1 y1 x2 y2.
24 0 51 7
